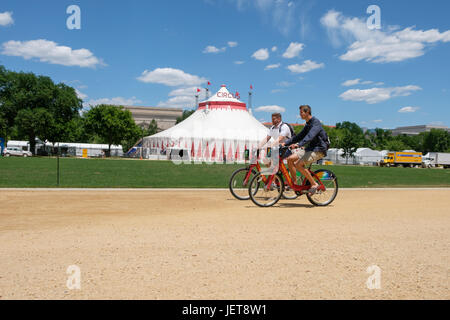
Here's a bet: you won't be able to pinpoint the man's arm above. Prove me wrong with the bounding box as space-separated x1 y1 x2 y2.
258 135 271 149
284 125 308 146
297 119 322 147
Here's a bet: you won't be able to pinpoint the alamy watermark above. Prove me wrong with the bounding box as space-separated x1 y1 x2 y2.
366 265 381 289
367 5 381 30
66 265 81 290
66 5 81 30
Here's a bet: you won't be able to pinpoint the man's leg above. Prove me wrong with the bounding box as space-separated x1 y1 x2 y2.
287 154 299 183
295 161 318 188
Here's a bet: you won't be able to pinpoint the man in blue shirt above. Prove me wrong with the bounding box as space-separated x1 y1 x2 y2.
282 105 329 195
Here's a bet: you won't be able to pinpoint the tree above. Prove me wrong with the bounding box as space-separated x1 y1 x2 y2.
14 108 55 153
421 129 450 153
176 110 195 124
339 128 359 164
84 104 140 156
0 66 82 153
385 139 408 151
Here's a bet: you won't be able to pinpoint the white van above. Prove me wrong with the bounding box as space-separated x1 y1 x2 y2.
3 147 33 157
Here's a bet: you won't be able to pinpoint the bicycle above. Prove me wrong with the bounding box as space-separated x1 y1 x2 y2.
228 148 298 201
247 146 338 207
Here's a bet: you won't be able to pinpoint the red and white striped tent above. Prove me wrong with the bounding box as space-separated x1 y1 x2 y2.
143 85 269 162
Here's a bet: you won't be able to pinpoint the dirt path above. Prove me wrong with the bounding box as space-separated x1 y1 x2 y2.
0 189 449 299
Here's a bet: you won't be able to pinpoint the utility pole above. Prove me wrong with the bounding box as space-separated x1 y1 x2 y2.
248 91 252 114
57 142 60 186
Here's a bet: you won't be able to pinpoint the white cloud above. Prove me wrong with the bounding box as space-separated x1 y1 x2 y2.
271 89 286 94
157 87 202 109
321 10 450 63
277 81 294 87
0 11 14 26
264 63 281 70
398 106 420 113
87 97 142 106
168 87 200 97
342 79 361 87
339 85 422 104
428 121 445 126
158 95 196 109
282 42 304 58
254 105 286 113
75 89 88 100
373 119 383 123
287 60 324 73
137 68 207 87
234 60 245 64
1 39 104 68
271 46 278 52
251 48 269 60
203 45 226 54
342 79 384 87
228 41 238 47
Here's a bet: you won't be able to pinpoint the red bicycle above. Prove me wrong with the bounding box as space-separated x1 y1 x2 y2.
228 148 298 201
247 146 338 207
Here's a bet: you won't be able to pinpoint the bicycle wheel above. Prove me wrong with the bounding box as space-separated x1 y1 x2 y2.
249 172 284 207
306 169 338 206
281 177 299 200
229 168 257 200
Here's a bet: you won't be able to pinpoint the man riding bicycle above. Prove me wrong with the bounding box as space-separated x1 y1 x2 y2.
282 105 329 195
258 112 293 167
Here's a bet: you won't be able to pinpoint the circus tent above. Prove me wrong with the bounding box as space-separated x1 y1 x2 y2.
143 85 269 162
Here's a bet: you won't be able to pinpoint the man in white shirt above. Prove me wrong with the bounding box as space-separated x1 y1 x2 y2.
258 113 292 150
257 113 293 169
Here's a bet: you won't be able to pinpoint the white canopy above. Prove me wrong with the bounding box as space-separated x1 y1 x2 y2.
143 85 269 161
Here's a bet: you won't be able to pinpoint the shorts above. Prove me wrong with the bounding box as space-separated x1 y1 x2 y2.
291 148 325 166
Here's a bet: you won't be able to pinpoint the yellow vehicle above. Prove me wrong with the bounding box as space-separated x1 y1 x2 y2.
380 152 422 167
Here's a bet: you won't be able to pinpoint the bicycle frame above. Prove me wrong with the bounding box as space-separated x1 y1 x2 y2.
261 155 326 193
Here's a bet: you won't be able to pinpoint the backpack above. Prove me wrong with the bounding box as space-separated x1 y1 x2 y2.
274 122 295 138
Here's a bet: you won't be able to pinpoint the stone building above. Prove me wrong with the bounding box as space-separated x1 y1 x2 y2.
123 106 183 131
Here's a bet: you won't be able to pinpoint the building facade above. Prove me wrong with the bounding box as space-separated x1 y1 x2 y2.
391 124 450 136
123 106 183 131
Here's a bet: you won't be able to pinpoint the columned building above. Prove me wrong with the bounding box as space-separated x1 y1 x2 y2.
123 106 183 131
391 124 450 136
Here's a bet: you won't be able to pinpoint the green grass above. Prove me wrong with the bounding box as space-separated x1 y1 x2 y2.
0 157 449 188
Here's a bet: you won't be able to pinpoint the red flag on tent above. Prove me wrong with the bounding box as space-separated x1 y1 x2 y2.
196 141 202 159
211 143 216 159
207 81 211 86
250 84 253 90
235 91 240 99
197 88 201 93
227 145 233 161
204 142 210 160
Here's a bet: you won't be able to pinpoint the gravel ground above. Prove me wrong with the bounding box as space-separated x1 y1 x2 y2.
0 189 449 300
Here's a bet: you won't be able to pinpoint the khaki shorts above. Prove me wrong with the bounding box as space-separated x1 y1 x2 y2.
291 148 325 166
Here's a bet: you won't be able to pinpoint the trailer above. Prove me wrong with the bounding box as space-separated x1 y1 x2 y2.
380 151 422 167
422 152 450 168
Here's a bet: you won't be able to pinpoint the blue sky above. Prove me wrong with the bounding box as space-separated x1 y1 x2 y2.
0 0 449 129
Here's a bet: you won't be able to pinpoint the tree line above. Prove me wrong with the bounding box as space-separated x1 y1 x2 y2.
294 121 450 159
0 66 157 156
1 66 449 158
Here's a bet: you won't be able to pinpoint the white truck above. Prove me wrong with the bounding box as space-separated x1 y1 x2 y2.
422 152 450 168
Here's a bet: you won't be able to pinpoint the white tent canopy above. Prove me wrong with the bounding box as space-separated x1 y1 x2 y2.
143 85 269 162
